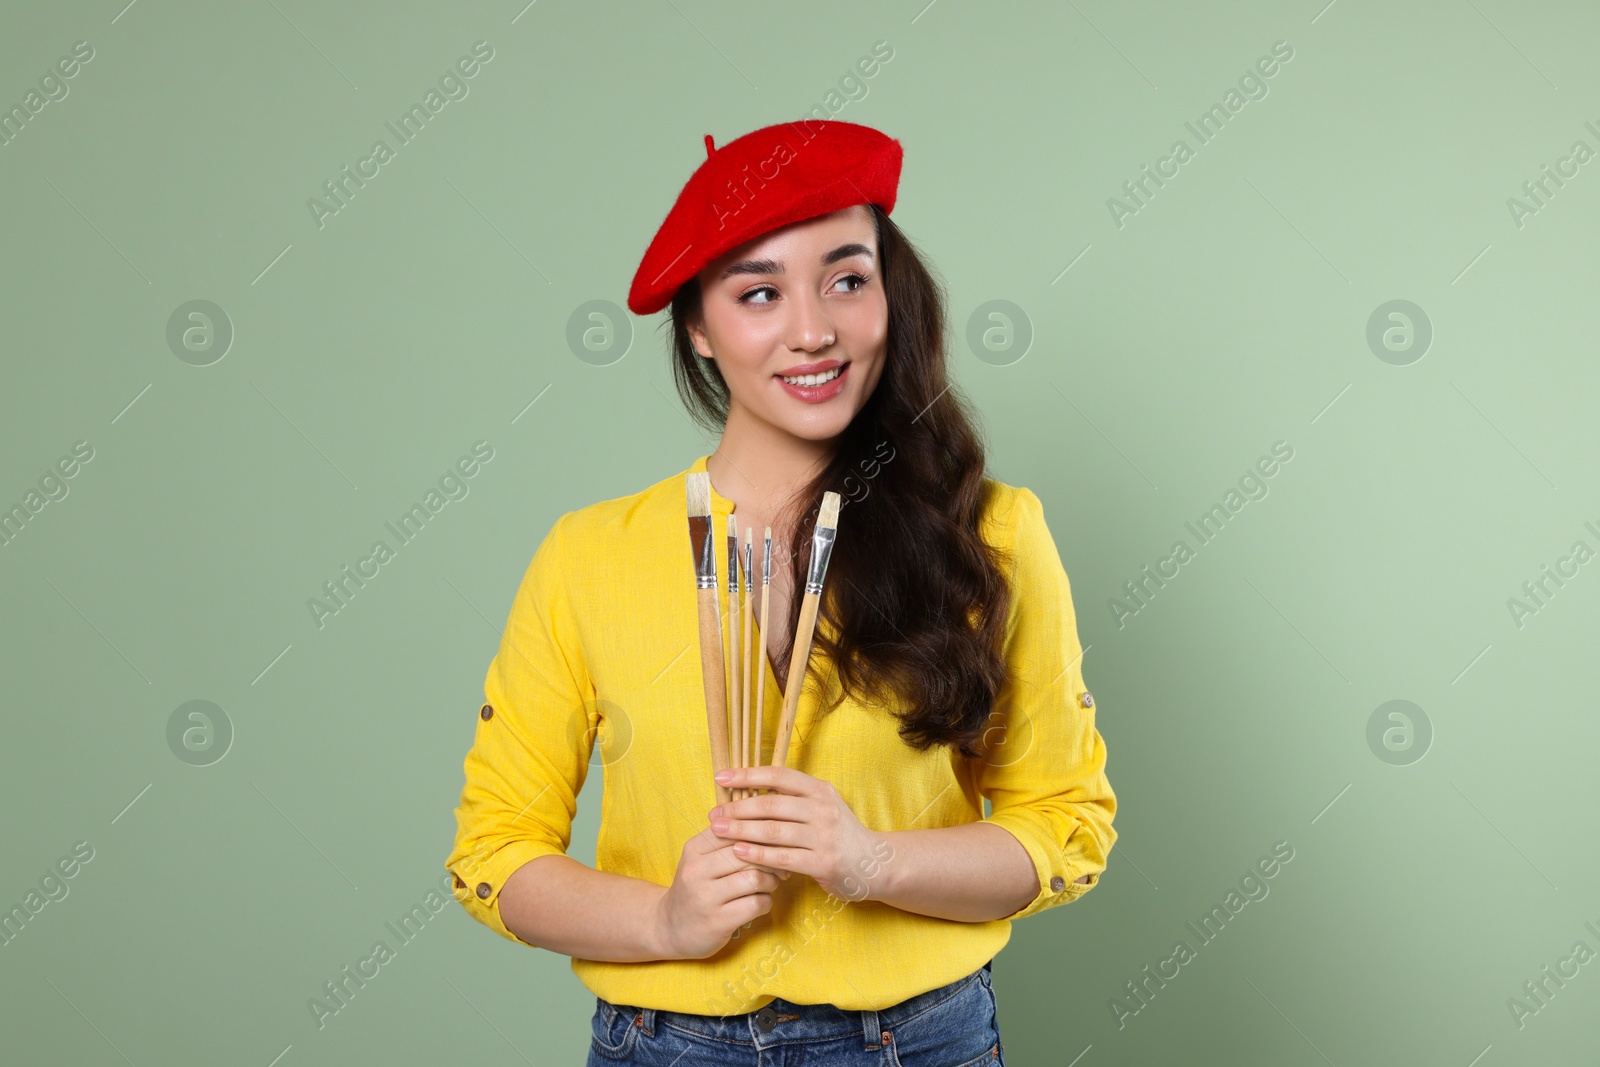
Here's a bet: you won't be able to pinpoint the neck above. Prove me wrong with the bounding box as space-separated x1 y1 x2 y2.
706 405 836 520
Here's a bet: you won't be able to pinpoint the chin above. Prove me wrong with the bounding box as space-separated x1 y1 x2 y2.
773 411 858 443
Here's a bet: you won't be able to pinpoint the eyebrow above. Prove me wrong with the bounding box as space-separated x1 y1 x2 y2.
717 242 875 281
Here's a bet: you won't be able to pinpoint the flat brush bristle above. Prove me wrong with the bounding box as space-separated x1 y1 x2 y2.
686 471 711 515
817 490 841 530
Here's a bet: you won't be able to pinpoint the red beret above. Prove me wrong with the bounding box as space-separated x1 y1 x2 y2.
627 120 904 316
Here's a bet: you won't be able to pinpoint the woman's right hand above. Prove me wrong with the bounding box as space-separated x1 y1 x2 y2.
654 826 789 960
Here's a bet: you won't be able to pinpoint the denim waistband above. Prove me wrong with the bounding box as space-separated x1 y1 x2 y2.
605 958 992 1051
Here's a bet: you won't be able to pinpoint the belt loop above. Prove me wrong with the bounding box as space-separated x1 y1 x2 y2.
861 1008 881 1049
639 1007 656 1037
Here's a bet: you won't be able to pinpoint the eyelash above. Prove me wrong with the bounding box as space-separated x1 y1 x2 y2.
737 273 871 305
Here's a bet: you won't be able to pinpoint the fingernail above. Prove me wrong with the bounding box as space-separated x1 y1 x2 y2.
714 769 733 783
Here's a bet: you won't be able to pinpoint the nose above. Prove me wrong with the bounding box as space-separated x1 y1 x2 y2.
784 289 836 353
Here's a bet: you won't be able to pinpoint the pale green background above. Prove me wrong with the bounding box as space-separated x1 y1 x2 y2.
3 1 1597 1064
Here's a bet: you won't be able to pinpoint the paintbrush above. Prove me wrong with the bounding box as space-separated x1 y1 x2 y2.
753 527 772 795
685 473 732 807
740 528 756 801
726 513 744 804
770 491 842 770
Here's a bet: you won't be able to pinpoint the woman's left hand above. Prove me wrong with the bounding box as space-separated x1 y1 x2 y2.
709 766 895 902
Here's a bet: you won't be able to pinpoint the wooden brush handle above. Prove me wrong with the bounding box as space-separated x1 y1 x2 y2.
753 564 771 791
697 585 732 805
726 573 743 802
739 573 754 802
770 589 821 770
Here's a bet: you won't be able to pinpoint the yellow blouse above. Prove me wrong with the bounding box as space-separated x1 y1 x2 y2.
445 453 1116 1013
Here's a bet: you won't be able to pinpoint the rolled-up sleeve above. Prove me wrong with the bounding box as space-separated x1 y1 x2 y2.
446 512 597 945
977 487 1117 921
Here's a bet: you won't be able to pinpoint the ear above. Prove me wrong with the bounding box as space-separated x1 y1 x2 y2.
686 317 713 359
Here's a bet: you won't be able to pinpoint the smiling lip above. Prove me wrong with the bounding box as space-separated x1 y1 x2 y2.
776 360 849 403
775 358 845 377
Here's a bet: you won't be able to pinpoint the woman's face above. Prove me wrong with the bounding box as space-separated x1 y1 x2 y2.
687 204 888 444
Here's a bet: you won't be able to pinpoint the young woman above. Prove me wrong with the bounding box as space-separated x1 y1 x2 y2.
446 120 1116 1066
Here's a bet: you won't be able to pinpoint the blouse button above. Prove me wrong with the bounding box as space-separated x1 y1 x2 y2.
1079 691 1094 708
1050 875 1067 892
476 882 492 899
480 704 494 720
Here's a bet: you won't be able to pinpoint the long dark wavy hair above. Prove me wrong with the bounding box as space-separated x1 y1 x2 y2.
665 204 1012 759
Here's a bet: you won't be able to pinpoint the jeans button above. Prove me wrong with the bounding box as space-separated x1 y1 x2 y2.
755 1006 778 1032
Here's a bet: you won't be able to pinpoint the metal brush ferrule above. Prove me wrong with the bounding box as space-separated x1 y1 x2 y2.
762 533 772 585
743 539 752 592
804 525 836 595
726 533 740 593
689 515 717 588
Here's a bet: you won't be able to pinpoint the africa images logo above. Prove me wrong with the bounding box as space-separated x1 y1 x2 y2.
1109 441 1294 629
306 41 495 230
306 441 493 629
1108 840 1295 1029
1106 40 1295 229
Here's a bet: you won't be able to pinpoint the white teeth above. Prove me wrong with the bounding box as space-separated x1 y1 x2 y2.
780 366 842 387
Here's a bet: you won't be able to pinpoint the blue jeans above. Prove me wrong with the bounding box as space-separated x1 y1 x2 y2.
587 959 1003 1065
